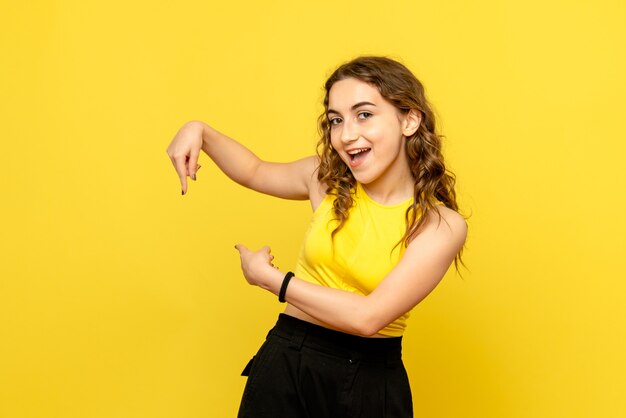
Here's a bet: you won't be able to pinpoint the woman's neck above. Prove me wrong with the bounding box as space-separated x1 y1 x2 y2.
359 172 414 205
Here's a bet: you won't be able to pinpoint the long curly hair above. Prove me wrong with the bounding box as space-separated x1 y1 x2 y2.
316 56 466 272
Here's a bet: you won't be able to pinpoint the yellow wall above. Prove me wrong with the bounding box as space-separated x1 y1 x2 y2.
1 1 625 417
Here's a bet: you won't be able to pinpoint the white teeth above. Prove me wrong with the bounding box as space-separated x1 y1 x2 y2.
347 148 370 155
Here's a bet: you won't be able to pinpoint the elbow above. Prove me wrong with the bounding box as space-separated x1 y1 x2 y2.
357 326 381 338
344 300 390 337
353 312 386 337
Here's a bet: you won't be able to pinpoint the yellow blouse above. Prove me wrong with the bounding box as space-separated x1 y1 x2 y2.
294 183 418 336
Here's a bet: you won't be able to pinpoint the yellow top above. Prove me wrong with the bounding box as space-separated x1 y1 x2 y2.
294 182 422 336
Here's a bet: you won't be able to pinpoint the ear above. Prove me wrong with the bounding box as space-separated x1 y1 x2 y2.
402 109 421 137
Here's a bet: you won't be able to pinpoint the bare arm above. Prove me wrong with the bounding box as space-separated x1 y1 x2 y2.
235 206 467 336
166 120 317 198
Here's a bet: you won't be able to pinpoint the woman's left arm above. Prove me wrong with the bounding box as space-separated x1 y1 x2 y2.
235 207 467 337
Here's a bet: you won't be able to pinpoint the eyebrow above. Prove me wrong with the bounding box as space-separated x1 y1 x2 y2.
327 101 377 116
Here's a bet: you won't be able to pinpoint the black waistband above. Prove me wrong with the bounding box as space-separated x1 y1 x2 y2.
268 314 403 363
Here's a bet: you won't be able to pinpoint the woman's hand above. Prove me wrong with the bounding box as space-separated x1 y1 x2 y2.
234 244 282 292
166 121 204 195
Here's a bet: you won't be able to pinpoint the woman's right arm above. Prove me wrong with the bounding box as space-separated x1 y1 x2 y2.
166 120 318 198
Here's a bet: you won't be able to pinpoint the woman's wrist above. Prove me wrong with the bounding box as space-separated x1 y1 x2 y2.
258 265 285 295
196 121 216 149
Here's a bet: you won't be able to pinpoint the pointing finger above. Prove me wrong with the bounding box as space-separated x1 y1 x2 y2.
234 243 249 253
171 154 188 195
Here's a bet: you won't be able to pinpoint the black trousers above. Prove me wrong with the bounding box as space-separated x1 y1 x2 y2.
238 314 413 418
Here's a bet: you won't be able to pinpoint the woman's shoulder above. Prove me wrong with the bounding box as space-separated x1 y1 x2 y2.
401 204 467 260
308 158 328 211
423 204 468 241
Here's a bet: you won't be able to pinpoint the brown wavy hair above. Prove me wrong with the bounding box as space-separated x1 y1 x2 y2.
316 56 466 272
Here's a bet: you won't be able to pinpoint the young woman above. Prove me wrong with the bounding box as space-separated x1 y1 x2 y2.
166 56 467 418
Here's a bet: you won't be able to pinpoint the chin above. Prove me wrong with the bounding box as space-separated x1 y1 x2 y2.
350 171 374 185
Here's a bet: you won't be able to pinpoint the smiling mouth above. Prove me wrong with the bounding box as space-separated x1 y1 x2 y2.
347 147 371 166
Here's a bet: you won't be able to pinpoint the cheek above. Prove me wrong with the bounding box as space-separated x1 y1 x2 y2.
376 121 404 145
364 119 395 141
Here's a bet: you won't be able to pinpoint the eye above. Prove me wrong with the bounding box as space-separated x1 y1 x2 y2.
358 111 373 120
329 117 342 126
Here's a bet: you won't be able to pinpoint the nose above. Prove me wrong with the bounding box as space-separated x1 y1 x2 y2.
340 119 359 143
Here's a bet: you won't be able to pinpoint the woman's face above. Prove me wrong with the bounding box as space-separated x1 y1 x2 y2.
327 77 419 194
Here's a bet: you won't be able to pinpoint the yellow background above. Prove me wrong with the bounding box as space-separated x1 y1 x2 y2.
1 1 625 417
